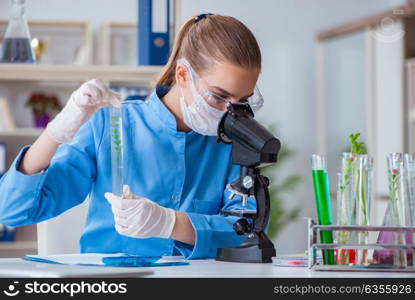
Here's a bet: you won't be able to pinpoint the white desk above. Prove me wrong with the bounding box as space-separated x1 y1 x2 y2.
145 259 415 278
0 258 414 278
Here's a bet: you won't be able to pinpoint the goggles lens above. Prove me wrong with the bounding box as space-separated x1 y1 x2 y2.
178 58 264 112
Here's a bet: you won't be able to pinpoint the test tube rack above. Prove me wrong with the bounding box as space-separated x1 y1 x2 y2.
307 218 415 272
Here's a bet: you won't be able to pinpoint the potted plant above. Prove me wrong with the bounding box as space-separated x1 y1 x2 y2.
25 93 62 128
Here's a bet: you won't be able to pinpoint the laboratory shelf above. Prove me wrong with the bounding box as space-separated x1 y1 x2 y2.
0 241 37 258
0 64 163 83
0 241 37 250
0 128 43 137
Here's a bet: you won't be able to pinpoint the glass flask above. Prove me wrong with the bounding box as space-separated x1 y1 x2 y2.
373 153 414 267
1 0 36 63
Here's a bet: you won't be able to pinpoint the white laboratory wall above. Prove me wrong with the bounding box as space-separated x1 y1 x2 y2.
0 0 407 254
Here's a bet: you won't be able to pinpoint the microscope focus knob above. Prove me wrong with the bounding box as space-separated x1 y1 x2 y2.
242 176 254 189
233 218 251 235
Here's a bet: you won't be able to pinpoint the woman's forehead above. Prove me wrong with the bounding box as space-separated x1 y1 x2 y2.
201 63 259 97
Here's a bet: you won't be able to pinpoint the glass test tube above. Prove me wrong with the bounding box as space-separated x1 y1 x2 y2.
311 154 335 265
387 153 407 267
353 154 372 266
404 154 415 266
336 152 356 265
110 105 124 196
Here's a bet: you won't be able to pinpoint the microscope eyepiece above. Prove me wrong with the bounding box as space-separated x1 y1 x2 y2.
217 103 281 167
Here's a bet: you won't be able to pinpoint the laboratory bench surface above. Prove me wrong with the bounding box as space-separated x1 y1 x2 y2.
0 258 414 278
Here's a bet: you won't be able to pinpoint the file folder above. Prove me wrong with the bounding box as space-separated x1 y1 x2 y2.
138 0 170 65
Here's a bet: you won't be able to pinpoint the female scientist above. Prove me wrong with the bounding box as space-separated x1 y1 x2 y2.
0 13 264 259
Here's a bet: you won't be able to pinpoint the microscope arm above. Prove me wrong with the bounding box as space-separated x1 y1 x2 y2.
252 171 271 233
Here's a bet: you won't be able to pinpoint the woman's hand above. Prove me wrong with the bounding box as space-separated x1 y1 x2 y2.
46 79 121 144
104 185 177 239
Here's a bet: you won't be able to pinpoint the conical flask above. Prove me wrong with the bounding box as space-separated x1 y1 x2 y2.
1 0 35 63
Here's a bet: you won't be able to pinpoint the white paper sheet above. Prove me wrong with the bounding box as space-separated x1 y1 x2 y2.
24 253 127 265
23 253 186 266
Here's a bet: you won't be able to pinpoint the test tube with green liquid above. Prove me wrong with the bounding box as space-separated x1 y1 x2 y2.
311 154 335 265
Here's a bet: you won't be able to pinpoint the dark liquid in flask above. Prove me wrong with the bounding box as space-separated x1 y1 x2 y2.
1 38 35 63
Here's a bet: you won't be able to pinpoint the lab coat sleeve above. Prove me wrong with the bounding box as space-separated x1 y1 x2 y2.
174 164 256 259
0 114 100 227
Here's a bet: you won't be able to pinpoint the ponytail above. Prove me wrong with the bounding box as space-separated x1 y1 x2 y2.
156 18 194 86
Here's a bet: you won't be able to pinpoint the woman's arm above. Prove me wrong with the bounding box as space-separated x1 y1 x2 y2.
171 211 195 245
19 79 121 175
19 131 60 175
0 111 100 227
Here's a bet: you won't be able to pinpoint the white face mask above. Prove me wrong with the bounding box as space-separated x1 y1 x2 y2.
179 86 225 136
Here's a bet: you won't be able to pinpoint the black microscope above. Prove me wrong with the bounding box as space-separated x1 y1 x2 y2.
216 103 281 263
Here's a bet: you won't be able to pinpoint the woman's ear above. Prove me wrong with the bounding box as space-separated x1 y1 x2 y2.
175 63 189 89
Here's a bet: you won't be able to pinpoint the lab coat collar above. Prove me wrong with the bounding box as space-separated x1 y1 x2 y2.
145 86 179 133
148 86 197 136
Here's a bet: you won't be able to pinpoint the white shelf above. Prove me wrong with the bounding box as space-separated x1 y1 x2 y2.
0 241 37 250
0 64 163 83
0 128 43 137
0 241 37 257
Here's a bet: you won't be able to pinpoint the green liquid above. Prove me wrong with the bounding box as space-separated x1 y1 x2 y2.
312 169 335 265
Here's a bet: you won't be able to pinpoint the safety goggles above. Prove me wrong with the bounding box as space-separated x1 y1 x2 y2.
178 58 264 112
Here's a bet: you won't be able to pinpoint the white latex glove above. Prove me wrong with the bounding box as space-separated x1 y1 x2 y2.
104 185 176 239
46 79 121 144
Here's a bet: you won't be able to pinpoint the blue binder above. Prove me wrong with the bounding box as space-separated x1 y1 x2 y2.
138 0 170 65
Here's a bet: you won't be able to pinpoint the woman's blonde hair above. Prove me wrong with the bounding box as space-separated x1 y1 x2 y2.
156 14 261 87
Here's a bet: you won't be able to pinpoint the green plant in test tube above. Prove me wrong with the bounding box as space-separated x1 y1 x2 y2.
341 133 371 266
353 154 372 265
336 153 355 265
387 153 408 267
110 106 123 196
311 154 335 265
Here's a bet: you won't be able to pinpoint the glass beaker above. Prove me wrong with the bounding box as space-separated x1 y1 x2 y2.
1 0 36 63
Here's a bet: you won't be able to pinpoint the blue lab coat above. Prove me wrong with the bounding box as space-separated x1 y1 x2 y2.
0 87 255 259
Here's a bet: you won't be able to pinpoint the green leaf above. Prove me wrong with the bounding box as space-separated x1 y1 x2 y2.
349 133 366 155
